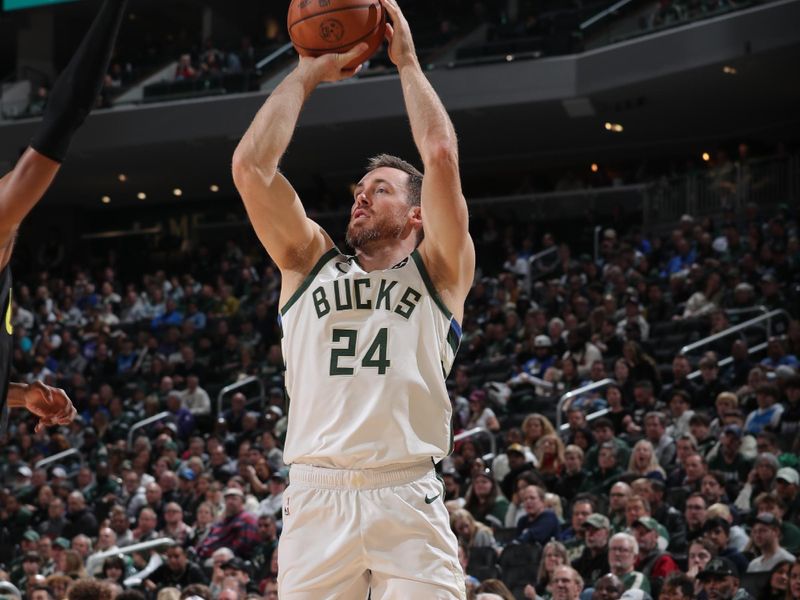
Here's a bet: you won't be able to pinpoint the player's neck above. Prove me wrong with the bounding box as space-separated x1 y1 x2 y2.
354 240 415 272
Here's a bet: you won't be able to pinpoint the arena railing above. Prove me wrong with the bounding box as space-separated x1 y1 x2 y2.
643 154 798 233
34 448 81 471
127 411 171 449
555 377 616 430
679 308 790 356
528 245 559 286
454 426 497 461
216 375 265 417
686 340 770 383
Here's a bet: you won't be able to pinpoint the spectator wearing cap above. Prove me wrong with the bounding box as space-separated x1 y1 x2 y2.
632 516 680 597
708 425 753 487
748 513 795 573
13 551 42 593
641 477 687 554
704 516 749 574
617 294 650 342
515 334 556 380
515 485 560 545
571 513 610 584
37 497 67 539
222 556 259 595
36 536 55 577
256 470 286 522
498 442 536 501
608 532 650 593
585 418 631 473
698 557 754 600
145 543 207 590
176 468 201 524
7 530 40 583
744 384 785 436
464 468 509 527
774 467 800 525
563 327 603 380
197 488 259 559
752 492 800 555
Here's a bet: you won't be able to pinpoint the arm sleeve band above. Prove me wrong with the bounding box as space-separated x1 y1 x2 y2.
30 0 128 163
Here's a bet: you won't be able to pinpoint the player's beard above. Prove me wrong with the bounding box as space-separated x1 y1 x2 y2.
345 207 407 249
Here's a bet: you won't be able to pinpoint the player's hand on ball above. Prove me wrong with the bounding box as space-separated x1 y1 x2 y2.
380 0 417 68
24 381 77 433
298 43 368 84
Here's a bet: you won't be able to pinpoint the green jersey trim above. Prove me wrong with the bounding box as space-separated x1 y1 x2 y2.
410 249 454 322
280 247 340 316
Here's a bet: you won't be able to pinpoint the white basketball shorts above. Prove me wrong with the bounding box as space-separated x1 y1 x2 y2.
277 461 467 599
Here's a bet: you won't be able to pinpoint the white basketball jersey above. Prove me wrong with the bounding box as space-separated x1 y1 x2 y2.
279 247 461 470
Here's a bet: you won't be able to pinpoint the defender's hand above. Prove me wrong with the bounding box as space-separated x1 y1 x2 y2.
24 381 77 432
380 0 418 68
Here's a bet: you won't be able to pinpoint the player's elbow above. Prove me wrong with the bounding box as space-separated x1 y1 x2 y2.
421 140 459 170
231 150 275 193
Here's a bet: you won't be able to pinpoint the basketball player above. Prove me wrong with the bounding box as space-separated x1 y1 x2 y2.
232 0 473 597
0 0 128 431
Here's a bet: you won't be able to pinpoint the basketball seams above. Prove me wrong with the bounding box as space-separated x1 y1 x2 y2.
288 3 379 32
291 17 383 53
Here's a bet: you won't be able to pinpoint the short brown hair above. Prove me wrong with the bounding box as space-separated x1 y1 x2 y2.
67 580 113 600
366 154 423 208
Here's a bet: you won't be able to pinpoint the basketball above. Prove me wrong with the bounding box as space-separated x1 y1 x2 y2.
287 0 386 69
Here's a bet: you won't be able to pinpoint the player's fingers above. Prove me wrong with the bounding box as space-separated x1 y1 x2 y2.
385 22 394 42
338 42 368 66
379 0 398 19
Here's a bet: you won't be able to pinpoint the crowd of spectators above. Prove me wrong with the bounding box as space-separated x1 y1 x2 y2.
0 182 797 600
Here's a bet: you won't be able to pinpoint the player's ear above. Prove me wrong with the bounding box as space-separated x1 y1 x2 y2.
408 205 422 226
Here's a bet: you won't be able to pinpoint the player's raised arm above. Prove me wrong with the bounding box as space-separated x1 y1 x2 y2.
380 0 475 302
0 0 128 265
231 44 368 274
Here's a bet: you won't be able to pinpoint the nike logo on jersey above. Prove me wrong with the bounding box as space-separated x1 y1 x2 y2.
424 493 440 504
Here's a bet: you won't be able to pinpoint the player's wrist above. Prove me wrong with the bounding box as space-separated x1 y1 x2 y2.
395 55 421 72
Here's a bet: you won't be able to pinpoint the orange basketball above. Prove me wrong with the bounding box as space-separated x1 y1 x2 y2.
288 0 386 69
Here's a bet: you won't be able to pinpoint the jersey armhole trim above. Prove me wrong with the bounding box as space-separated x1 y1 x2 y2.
279 247 340 316
410 249 459 327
